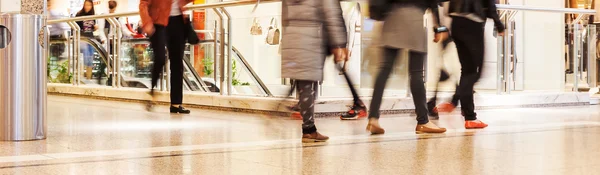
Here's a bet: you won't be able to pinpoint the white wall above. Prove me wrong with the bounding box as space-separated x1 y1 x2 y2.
0 0 22 12
520 0 565 91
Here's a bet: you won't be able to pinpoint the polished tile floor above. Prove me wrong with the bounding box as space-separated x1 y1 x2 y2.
2 96 600 175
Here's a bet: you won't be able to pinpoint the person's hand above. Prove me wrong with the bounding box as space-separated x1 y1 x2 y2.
143 25 155 36
498 31 505 37
94 25 98 30
331 47 348 63
434 31 449 43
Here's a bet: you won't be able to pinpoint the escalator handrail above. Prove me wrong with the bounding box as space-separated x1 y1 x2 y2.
50 37 125 86
230 46 273 97
213 40 273 97
120 38 212 92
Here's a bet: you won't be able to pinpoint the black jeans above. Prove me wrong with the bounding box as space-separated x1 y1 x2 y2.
451 17 485 121
150 15 186 105
369 47 429 125
296 80 317 134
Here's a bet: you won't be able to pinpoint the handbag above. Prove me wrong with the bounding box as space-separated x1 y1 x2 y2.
266 18 280 45
250 18 263 35
184 17 200 45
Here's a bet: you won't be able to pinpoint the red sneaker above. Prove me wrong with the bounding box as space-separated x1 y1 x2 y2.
465 120 488 129
340 105 367 120
436 102 456 113
291 112 302 120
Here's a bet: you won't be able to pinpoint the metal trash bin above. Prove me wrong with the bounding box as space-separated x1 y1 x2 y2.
0 12 48 141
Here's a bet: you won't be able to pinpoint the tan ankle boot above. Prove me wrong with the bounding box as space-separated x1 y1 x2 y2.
366 118 385 135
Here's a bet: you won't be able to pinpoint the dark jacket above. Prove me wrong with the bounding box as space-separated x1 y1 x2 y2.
448 0 505 32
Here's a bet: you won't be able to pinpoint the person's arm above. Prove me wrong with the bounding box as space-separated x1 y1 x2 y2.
96 15 107 42
139 0 154 34
428 0 442 28
322 0 347 48
428 0 449 43
487 0 505 33
119 18 134 38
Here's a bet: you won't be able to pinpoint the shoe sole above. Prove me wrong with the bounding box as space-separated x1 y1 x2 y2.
301 138 329 143
415 130 447 134
465 126 488 129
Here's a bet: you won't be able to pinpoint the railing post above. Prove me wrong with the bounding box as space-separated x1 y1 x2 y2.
574 24 581 92
213 20 219 89
221 7 233 96
588 24 597 88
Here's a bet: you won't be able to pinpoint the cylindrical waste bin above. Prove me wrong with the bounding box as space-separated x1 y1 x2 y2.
0 12 48 141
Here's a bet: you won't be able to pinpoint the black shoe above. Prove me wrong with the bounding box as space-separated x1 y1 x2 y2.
170 105 191 114
427 101 439 120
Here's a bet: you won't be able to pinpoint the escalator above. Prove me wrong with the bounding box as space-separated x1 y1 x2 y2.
48 37 271 96
49 37 206 91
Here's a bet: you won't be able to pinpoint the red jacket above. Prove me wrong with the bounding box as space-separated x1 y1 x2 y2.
139 0 192 28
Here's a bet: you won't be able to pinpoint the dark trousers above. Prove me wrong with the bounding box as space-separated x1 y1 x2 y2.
296 80 317 134
451 17 485 121
150 15 186 105
369 47 429 125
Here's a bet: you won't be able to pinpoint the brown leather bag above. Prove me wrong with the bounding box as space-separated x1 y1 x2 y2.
266 18 280 45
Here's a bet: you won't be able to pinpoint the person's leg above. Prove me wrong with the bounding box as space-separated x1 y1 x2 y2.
339 63 367 120
366 47 398 134
297 80 328 142
166 15 189 113
452 17 487 128
81 43 94 80
409 51 446 133
146 25 167 111
368 47 398 119
407 51 428 125
149 25 167 92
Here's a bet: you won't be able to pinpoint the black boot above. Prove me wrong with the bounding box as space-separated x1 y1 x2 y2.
170 105 191 114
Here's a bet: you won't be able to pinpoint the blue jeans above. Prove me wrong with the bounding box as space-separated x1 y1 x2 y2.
80 43 94 67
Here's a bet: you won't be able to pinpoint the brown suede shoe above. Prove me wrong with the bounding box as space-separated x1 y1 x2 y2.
415 122 447 134
302 132 329 143
366 119 385 135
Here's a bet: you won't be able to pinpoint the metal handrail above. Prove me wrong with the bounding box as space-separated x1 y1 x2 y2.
48 0 281 24
496 4 595 14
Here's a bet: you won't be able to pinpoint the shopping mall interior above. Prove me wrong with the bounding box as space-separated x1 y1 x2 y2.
1 0 600 174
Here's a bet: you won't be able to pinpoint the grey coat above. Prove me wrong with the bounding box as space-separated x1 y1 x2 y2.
381 3 437 53
281 0 347 81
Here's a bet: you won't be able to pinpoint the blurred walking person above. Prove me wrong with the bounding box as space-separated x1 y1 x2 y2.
140 0 193 114
76 0 103 80
448 0 504 129
281 0 349 142
427 0 460 118
367 0 449 134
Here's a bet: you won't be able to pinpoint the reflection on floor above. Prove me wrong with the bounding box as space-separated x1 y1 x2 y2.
1 95 600 174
